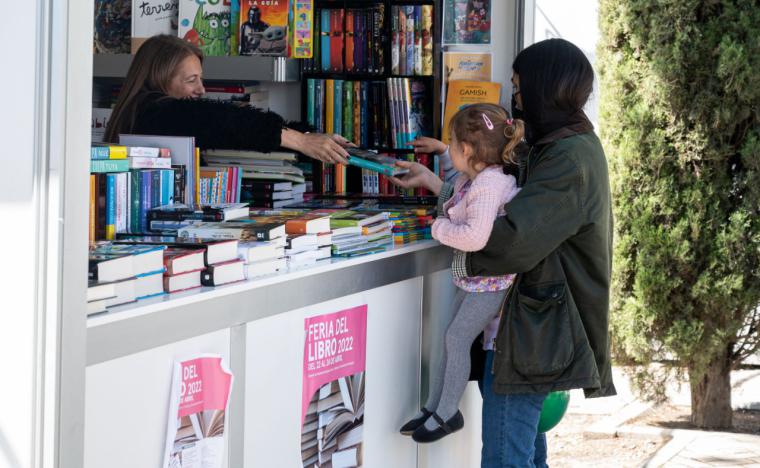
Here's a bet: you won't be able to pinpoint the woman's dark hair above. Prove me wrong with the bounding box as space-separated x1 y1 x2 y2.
512 38 594 143
104 35 203 143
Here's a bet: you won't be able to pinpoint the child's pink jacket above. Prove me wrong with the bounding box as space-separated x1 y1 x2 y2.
432 166 519 252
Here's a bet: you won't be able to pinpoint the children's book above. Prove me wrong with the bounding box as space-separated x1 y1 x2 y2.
289 0 314 58
131 0 179 53
443 0 490 45
94 0 131 54
239 0 289 56
178 0 231 56
442 80 501 144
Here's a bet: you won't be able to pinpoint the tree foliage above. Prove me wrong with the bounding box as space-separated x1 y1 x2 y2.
598 0 760 403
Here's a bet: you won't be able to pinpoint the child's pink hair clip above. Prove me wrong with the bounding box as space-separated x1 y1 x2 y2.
482 113 494 130
506 118 514 126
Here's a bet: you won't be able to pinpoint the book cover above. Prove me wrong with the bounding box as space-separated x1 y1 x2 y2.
178 0 231 57
163 269 203 293
398 6 406 75
301 306 366 468
443 0 490 45
200 259 246 286
94 0 131 54
162 355 233 468
414 5 422 75
239 0 289 56
131 0 179 53
443 51 492 84
409 79 433 139
442 80 501 144
391 6 399 75
421 5 433 75
163 247 206 275
290 0 314 59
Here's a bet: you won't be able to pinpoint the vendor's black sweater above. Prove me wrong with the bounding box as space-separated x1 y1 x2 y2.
132 92 309 151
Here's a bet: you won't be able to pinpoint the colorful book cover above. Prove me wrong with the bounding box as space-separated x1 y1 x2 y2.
178 0 231 56
405 6 414 76
443 51 492 83
398 7 406 75
413 5 422 75
162 355 233 468
301 306 367 468
94 0 131 54
442 80 501 144
391 6 399 75
409 79 432 139
230 0 240 55
373 4 385 74
239 0 289 56
131 0 179 53
290 0 314 58
443 0 490 45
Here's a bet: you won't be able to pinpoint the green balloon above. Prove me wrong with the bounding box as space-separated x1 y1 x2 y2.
538 391 570 433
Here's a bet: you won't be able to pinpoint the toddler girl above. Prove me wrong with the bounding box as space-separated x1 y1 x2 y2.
400 103 524 443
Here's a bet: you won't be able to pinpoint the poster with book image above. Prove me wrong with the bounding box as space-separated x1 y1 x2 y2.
443 51 492 84
239 0 289 56
162 355 233 468
443 0 491 44
301 305 367 468
178 0 232 56
131 0 179 53
442 80 500 143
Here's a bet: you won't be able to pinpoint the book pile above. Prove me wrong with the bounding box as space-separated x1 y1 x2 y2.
301 373 365 468
203 149 305 185
88 242 167 313
239 180 306 210
89 143 185 242
327 210 393 257
147 203 250 235
238 239 286 279
283 213 333 267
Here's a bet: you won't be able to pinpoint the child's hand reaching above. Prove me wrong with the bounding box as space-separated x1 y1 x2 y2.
410 136 448 155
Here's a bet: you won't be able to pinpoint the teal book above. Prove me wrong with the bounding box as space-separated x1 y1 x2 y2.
346 155 408 177
91 159 129 173
344 80 353 142
307 78 316 127
334 80 343 136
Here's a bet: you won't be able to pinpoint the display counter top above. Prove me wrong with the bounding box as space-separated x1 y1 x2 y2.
87 240 450 365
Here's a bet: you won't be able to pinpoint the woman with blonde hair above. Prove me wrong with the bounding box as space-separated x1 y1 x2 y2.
105 34 350 164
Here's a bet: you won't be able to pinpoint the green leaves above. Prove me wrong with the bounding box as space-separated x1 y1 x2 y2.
599 0 760 383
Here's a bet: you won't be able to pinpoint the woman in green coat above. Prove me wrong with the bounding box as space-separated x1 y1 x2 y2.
392 38 616 467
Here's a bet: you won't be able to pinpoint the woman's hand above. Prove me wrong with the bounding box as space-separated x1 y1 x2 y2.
389 160 443 195
410 136 448 155
281 129 350 165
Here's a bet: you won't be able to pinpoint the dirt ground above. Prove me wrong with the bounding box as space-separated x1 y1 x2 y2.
546 414 665 467
632 405 760 435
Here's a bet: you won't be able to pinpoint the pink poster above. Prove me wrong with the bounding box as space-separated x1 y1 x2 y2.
301 305 367 467
163 355 234 468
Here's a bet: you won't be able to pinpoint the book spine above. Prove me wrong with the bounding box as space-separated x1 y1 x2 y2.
334 80 343 136
398 7 406 75
172 166 186 206
353 10 361 74
325 79 334 134
320 9 331 72
366 8 374 74
307 79 316 127
151 170 161 211
90 146 110 159
315 79 324 133
391 6 399 75
414 5 422 76
89 174 96 243
91 159 130 173
353 81 361 146
374 4 384 74
387 79 398 148
405 7 415 77
344 80 353 142
422 5 433 75
129 170 140 233
347 156 397 177
160 169 174 206
129 156 172 169
360 81 369 148
345 10 354 73
114 172 127 233
127 146 161 157
105 174 116 240
140 170 152 233
96 173 107 240
403 78 414 145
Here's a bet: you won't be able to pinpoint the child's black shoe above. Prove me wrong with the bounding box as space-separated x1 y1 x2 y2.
411 410 464 443
399 407 432 436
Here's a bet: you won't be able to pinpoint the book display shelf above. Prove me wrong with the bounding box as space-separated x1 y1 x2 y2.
300 0 442 194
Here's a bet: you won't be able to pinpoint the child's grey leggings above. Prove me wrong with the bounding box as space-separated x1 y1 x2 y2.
424 287 507 422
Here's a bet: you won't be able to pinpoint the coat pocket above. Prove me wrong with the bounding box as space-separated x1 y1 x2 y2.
510 281 574 379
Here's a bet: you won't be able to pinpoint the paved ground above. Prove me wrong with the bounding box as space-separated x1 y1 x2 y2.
562 366 760 467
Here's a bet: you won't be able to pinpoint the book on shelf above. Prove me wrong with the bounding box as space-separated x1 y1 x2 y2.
115 235 240 265
149 203 250 223
239 0 288 56
91 144 127 160
178 220 286 242
286 249 320 268
163 269 203 293
285 233 319 253
329 210 389 228
238 240 284 263
87 279 117 303
87 298 109 316
90 242 166 277
162 247 206 276
178 0 232 57
243 257 286 279
200 259 246 286
203 148 298 163
131 0 179 53
135 270 166 299
284 213 331 235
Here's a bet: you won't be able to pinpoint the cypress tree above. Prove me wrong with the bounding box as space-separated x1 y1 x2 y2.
598 0 760 428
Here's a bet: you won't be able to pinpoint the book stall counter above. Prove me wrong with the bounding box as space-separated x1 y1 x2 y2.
84 240 484 468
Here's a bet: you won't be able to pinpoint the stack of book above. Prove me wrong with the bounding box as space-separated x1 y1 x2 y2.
327 210 393 257
202 149 305 185
283 213 332 267
88 242 167 308
87 280 117 316
239 180 305 210
147 203 250 235
90 143 184 241
238 240 286 279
